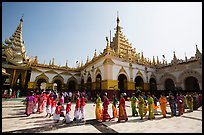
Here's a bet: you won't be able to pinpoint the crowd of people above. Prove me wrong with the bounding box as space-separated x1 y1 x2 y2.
24 89 86 123
24 89 202 124
94 91 202 123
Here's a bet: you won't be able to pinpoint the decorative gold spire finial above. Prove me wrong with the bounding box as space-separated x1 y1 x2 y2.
65 60 68 67
152 56 156 65
157 56 160 64
20 14 24 22
94 49 97 57
86 56 89 63
106 36 110 48
52 58 55 65
117 11 120 27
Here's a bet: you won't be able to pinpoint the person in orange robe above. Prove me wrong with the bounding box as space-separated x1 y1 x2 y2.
159 93 168 118
117 93 128 122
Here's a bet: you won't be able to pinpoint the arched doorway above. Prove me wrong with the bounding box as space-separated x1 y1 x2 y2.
68 80 76 93
185 76 200 91
96 74 102 94
37 78 47 91
149 78 157 94
80 79 84 91
53 80 62 92
164 79 175 91
118 74 127 96
135 76 144 91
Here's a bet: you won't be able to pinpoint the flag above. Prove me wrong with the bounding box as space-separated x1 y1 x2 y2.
162 55 165 58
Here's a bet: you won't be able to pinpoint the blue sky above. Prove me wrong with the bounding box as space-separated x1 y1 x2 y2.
2 2 202 67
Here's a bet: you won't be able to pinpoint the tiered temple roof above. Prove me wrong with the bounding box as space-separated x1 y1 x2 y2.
2 17 28 66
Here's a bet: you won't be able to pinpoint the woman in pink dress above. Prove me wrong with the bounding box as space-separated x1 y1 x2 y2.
102 93 111 122
25 91 35 116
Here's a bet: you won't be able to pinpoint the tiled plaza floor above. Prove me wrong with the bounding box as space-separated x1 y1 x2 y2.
2 98 202 133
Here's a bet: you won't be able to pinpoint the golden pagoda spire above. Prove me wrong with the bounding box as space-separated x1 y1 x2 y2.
94 49 97 58
117 11 120 28
65 60 68 67
171 51 178 64
52 58 55 65
106 37 110 48
157 56 160 65
141 52 144 61
195 44 202 59
86 56 89 63
152 56 156 65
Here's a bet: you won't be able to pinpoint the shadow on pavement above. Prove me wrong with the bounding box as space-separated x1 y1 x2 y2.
2 115 28 119
4 119 118 133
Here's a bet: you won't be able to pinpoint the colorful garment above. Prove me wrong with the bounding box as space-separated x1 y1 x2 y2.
95 96 102 120
138 96 145 119
118 97 128 122
38 94 44 113
73 97 81 121
65 102 72 123
25 95 35 116
147 96 155 119
42 93 48 113
112 97 118 118
51 100 57 115
159 96 168 117
168 95 176 116
33 94 39 113
53 105 63 122
176 95 184 116
186 94 193 112
131 96 138 116
80 96 86 119
153 96 159 115
102 96 111 122
46 97 53 114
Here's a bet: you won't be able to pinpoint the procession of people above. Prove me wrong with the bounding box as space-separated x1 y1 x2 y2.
24 88 202 125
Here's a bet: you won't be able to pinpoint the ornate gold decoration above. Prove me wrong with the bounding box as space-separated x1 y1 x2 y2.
103 58 115 65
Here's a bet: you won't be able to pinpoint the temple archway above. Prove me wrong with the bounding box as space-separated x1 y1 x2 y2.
135 76 144 91
53 80 62 92
149 78 157 94
185 76 200 91
118 74 127 96
36 78 47 91
96 74 102 94
164 78 175 91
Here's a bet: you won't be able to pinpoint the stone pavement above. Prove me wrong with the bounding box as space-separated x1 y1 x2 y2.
2 99 202 133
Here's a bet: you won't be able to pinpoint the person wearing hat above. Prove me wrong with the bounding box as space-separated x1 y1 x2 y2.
117 93 128 122
102 93 111 122
131 93 138 117
73 93 81 121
